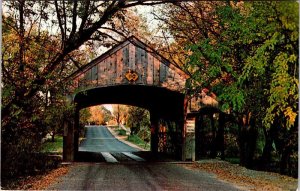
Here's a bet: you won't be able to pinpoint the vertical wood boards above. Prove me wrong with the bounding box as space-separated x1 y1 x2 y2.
73 39 187 92
116 49 123 84
147 52 154 85
135 46 145 84
129 43 136 71
159 62 167 83
142 48 148 84
111 54 117 85
122 45 129 84
153 56 160 86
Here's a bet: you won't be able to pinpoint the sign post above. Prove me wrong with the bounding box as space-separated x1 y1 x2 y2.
185 118 195 161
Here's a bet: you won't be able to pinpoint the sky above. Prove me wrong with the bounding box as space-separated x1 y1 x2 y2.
103 104 114 113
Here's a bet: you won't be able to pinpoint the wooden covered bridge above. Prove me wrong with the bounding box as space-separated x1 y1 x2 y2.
64 36 224 162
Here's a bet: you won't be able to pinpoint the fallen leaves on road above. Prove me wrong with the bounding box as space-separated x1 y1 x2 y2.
9 166 69 190
181 160 297 191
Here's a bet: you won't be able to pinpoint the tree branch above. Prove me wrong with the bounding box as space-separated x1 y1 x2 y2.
54 0 65 48
70 0 78 40
78 0 90 32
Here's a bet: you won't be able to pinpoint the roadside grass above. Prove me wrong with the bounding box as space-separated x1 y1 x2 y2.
116 129 127 136
41 135 63 154
127 134 150 150
225 157 240 164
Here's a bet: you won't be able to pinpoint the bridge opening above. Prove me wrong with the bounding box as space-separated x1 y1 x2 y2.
76 104 152 162
65 85 185 162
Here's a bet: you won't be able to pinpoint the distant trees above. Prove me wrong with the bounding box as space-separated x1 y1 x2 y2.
100 106 113 124
87 106 104 125
112 105 128 127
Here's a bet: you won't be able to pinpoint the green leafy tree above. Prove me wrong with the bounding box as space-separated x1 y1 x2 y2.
185 1 298 173
154 1 298 174
126 106 150 137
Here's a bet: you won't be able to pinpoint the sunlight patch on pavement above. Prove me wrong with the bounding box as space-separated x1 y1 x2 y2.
122 152 145 162
101 152 118 163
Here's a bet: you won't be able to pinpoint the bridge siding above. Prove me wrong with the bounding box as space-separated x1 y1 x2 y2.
153 57 160 86
72 39 186 93
147 53 154 84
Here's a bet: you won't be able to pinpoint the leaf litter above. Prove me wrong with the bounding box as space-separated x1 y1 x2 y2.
181 159 297 191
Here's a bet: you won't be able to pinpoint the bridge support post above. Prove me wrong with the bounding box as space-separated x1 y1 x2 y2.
63 119 74 162
150 115 159 155
181 96 188 161
74 109 80 160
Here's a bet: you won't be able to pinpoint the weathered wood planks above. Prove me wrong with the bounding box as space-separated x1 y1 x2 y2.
72 37 187 93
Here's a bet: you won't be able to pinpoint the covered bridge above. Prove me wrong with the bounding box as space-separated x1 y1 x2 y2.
64 36 206 161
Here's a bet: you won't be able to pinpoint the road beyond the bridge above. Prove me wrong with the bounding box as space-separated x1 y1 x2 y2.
79 125 139 153
47 125 242 190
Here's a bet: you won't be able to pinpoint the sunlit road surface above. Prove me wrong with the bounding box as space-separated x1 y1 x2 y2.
79 125 138 153
78 125 142 163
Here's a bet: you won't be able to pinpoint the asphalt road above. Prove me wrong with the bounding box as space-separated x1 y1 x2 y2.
47 163 241 191
79 125 138 152
47 125 242 190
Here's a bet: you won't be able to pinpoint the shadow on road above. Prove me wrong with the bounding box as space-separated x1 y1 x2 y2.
75 151 180 163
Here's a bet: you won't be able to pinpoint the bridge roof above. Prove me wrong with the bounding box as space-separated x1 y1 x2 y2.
69 36 189 80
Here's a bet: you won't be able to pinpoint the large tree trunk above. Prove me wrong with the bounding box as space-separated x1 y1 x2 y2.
210 113 217 158
261 118 279 169
238 113 257 168
280 118 298 175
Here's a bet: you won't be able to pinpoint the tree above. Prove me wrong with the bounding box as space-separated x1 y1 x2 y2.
112 105 128 128
2 0 172 179
126 106 150 136
100 106 113 124
155 1 298 174
87 106 105 125
80 108 91 127
185 1 298 172
152 1 226 70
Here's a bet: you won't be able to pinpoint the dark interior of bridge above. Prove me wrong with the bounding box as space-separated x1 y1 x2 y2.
74 85 185 120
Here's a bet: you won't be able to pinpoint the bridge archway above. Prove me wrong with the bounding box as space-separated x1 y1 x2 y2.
67 85 186 161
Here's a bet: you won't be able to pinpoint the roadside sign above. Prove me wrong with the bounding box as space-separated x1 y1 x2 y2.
186 119 195 133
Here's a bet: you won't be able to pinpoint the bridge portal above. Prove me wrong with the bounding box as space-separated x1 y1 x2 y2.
64 36 194 161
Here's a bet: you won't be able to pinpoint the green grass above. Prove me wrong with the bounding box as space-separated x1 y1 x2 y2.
127 134 150 150
117 129 127 136
41 135 63 153
225 157 240 164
